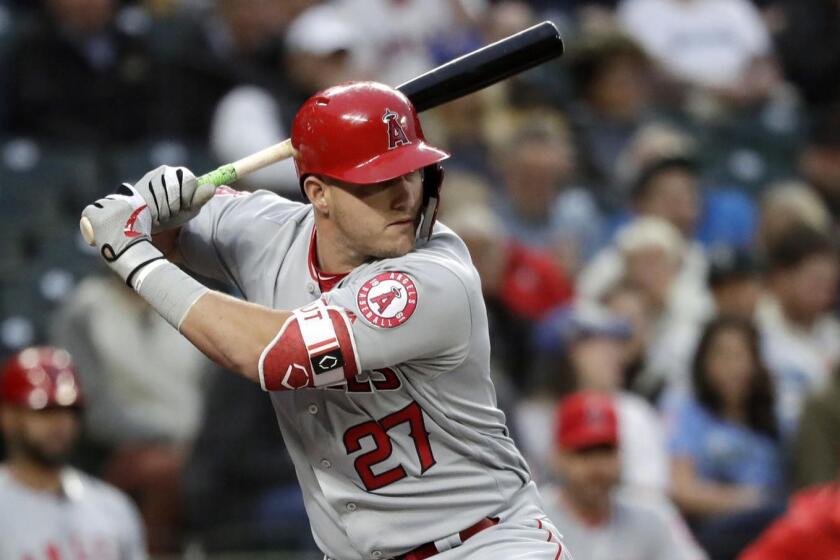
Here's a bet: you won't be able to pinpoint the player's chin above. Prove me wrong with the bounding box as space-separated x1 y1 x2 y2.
374 235 416 259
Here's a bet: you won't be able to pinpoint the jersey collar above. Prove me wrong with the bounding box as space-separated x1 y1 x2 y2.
307 225 348 293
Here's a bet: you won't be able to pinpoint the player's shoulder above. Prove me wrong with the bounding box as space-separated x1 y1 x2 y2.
400 222 474 275
208 187 312 224
364 223 476 287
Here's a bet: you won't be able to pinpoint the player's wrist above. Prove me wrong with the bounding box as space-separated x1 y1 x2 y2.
105 239 164 287
131 259 210 331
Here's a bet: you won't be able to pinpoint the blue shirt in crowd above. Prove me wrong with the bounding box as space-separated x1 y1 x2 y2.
666 396 784 493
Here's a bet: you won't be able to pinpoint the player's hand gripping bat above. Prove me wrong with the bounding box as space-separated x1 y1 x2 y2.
81 21 564 245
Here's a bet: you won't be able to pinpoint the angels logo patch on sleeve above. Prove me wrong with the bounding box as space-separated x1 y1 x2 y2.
357 272 418 328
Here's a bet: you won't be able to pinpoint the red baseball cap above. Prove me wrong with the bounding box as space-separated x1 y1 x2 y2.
0 347 83 410
555 391 619 451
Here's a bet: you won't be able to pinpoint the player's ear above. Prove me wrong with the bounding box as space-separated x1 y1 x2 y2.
304 176 330 216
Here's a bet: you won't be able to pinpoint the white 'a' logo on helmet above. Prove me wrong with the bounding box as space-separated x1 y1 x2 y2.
382 109 410 150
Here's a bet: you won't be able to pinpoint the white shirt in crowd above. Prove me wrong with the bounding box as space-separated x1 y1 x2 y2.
756 295 840 434
618 0 771 89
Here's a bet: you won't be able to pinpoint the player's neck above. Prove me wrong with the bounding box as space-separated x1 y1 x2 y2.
8 459 64 494
315 223 367 274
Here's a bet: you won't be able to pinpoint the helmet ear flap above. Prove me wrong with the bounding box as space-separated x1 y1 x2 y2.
416 164 444 243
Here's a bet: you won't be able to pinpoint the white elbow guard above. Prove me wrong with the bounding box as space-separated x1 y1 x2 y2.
258 299 361 391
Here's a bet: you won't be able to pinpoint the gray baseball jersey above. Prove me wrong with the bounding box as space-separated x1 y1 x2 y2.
179 189 549 560
0 466 146 560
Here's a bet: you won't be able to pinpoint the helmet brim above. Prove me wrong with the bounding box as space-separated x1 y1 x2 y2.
334 141 450 185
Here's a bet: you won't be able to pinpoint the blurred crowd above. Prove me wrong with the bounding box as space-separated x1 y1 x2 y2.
2 0 840 558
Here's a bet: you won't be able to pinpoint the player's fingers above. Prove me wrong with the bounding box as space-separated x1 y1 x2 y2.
175 167 201 209
191 181 215 209
163 166 182 215
157 174 172 223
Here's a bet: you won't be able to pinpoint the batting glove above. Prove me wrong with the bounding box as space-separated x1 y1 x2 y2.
129 165 215 233
81 186 164 287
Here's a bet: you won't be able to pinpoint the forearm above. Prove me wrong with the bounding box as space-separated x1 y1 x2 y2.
179 291 290 383
672 481 752 517
128 253 289 384
671 459 762 517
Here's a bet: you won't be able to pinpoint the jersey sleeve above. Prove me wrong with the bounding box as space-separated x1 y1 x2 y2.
323 257 474 378
178 188 304 290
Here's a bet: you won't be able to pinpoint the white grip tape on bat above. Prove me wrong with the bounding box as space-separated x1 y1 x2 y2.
258 300 360 392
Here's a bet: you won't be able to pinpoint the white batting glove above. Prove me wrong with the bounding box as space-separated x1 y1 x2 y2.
128 165 215 232
81 186 164 286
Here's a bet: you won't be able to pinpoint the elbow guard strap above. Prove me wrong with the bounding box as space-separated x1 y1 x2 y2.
258 300 360 391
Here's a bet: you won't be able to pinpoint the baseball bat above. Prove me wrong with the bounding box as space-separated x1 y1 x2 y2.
81 21 564 245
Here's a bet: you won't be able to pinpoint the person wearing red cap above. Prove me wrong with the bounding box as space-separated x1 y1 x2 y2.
543 391 694 560
0 347 146 559
79 82 572 559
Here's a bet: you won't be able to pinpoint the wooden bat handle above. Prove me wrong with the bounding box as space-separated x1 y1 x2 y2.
80 216 96 245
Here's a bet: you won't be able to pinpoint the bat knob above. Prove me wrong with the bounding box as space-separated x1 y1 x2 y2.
80 217 96 246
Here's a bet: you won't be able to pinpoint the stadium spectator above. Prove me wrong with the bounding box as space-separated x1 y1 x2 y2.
6 0 155 144
150 0 304 141
543 391 700 560
210 3 363 195
601 282 654 390
524 303 671 499
0 347 147 559
444 202 573 392
567 31 656 201
756 225 840 434
756 181 832 255
481 0 535 45
617 0 777 104
494 118 605 272
50 274 209 552
706 247 763 320
581 217 709 395
771 0 840 108
666 316 786 560
799 106 840 225
738 479 840 560
792 368 840 490
629 153 702 239
578 125 711 307
332 0 477 86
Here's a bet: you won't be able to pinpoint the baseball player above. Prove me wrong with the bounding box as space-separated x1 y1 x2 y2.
0 347 147 560
81 81 571 560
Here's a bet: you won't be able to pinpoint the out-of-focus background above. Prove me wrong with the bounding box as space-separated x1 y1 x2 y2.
1 0 840 558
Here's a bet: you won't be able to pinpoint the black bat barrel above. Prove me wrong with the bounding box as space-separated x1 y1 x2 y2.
396 21 564 113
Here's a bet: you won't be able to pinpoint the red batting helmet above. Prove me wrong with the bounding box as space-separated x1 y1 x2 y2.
0 347 83 410
291 81 450 241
